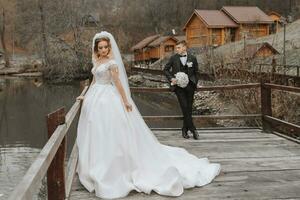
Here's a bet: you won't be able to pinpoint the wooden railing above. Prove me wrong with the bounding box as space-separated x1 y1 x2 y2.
8 81 299 200
257 63 300 77
130 67 215 81
8 85 89 200
220 62 300 77
261 82 300 140
215 68 299 87
131 63 300 85
131 82 299 139
132 83 262 123
132 62 300 79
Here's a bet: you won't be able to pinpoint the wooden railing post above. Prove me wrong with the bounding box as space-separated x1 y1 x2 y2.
46 107 66 200
261 81 272 133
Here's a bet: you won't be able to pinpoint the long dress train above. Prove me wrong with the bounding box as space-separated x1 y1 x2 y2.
76 59 221 199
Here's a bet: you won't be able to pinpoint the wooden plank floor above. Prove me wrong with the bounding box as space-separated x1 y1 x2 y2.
69 128 300 200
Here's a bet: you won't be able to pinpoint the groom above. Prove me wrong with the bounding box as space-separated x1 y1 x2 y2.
163 40 199 140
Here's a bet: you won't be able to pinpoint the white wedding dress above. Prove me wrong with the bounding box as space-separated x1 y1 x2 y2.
76 58 221 199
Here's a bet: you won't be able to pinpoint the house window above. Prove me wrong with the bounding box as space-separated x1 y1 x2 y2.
229 28 236 42
270 22 277 34
165 45 174 52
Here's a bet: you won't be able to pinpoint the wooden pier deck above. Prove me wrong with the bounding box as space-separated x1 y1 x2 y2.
69 128 300 200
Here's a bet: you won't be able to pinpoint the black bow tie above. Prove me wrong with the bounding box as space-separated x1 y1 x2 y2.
179 54 187 57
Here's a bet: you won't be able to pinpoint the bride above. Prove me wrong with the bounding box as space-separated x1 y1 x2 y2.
76 31 221 199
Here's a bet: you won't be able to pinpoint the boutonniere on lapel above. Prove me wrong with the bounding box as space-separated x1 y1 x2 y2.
187 62 193 68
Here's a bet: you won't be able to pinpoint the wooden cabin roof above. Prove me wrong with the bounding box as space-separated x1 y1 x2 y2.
221 6 274 24
268 11 282 18
238 42 280 58
268 11 286 22
183 10 238 30
131 35 160 51
174 36 186 42
147 36 176 47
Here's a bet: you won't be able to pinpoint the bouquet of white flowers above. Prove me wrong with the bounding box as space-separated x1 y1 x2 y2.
172 72 189 88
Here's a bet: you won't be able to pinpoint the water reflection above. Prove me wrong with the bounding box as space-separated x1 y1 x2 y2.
0 77 80 148
0 146 44 199
0 77 80 198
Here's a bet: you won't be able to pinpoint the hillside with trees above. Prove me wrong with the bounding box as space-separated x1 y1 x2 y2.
1 0 299 52
0 0 299 81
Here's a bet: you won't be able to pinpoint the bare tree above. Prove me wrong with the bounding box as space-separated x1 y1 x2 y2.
0 8 10 67
38 0 49 67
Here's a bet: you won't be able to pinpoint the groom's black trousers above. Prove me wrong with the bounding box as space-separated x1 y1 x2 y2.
174 81 196 132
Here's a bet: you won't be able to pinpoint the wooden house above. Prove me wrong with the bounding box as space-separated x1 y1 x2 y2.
237 42 279 61
146 36 178 62
183 6 274 48
131 35 160 62
183 10 238 47
131 35 185 63
221 6 273 40
268 11 285 34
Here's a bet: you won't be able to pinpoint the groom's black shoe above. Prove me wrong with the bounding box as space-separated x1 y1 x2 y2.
182 128 190 139
191 129 199 140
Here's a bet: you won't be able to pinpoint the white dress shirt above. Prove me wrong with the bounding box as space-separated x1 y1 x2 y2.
179 53 187 66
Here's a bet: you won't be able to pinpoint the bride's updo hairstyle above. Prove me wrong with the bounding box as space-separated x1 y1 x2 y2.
93 36 112 59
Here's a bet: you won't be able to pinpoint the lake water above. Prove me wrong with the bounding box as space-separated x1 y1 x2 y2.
0 77 181 199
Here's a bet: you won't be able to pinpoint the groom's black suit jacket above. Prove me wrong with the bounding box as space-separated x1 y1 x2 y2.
163 53 199 92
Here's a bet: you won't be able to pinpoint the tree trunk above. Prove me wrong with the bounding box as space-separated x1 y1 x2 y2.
38 0 49 67
0 8 10 68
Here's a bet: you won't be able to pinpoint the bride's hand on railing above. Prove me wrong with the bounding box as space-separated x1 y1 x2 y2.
124 102 133 112
76 96 84 101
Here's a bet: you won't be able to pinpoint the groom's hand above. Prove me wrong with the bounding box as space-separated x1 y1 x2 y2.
171 78 177 85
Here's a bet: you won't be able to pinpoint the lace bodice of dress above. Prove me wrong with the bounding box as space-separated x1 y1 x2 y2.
91 60 118 85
